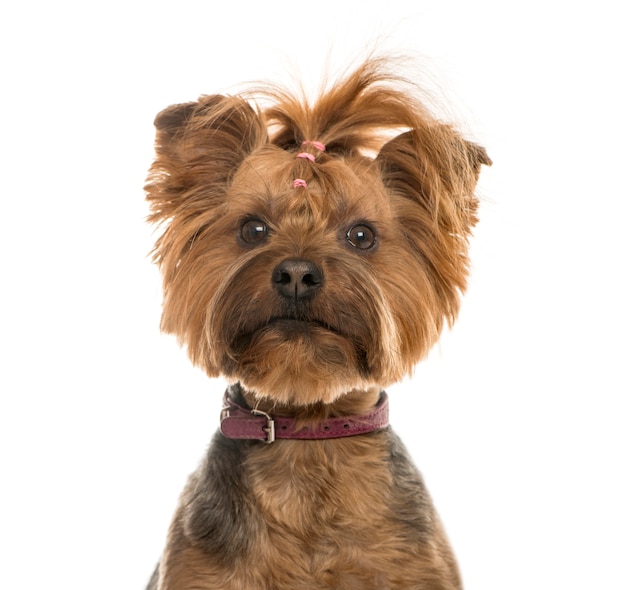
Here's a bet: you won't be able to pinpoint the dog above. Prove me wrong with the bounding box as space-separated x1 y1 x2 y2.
144 56 490 589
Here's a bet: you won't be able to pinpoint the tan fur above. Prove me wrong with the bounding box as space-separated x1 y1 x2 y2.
145 57 490 589
160 435 462 589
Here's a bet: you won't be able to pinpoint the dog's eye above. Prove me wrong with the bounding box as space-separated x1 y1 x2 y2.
346 224 376 250
240 219 268 244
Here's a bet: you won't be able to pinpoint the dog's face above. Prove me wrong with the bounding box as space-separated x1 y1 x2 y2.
146 62 490 405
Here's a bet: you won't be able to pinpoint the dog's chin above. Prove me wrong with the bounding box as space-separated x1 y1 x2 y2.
225 320 372 405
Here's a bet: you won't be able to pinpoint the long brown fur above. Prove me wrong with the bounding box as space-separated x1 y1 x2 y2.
145 57 490 589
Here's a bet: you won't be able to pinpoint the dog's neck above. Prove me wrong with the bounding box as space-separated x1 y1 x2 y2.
237 383 382 421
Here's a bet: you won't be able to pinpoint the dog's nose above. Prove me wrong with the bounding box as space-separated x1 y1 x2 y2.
272 259 323 300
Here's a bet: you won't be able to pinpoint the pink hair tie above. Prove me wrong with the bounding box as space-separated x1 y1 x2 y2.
302 140 326 152
296 152 316 162
292 178 308 188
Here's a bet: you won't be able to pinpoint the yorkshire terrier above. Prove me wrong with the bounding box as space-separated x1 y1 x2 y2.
145 57 490 589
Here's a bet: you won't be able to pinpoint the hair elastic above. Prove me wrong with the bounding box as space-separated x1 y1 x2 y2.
292 141 324 188
295 141 326 163
301 140 326 152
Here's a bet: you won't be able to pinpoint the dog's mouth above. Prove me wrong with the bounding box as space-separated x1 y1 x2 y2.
234 316 341 346
265 317 339 334
230 316 370 375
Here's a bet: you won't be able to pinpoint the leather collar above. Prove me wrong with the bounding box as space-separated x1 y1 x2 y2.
220 386 389 444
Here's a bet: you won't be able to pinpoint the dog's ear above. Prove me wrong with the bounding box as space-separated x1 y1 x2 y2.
148 94 267 198
377 128 490 236
458 139 492 188
153 101 198 136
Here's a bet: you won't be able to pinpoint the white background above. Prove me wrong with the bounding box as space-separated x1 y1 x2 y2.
1 1 624 589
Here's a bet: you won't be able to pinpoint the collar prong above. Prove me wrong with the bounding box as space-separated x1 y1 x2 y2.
251 408 276 444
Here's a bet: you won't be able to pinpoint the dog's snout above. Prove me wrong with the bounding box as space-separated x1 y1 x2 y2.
272 259 323 300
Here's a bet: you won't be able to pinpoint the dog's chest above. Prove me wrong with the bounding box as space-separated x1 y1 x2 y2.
247 435 392 525
163 430 443 589
237 435 423 587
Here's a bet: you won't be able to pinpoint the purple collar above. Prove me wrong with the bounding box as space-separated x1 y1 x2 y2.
220 388 389 444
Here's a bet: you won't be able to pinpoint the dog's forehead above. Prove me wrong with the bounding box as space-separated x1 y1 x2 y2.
229 150 392 224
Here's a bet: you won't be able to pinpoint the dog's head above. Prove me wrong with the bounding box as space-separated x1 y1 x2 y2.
146 59 490 405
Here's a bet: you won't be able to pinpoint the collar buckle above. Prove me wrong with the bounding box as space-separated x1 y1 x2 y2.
251 408 276 444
